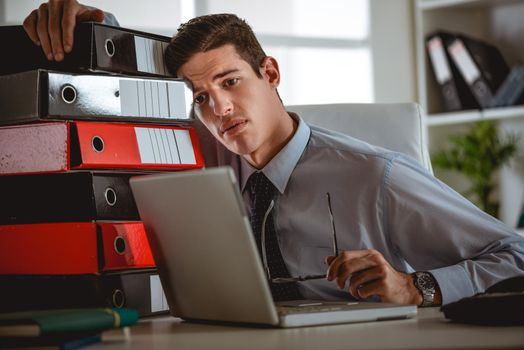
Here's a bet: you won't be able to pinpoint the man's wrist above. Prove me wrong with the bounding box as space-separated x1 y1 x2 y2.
411 271 442 307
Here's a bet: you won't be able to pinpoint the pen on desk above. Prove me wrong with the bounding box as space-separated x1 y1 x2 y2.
326 192 339 257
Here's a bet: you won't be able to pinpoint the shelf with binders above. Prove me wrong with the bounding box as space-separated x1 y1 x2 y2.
416 0 524 228
416 0 524 118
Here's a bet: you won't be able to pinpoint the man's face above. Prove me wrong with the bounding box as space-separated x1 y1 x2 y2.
177 44 292 167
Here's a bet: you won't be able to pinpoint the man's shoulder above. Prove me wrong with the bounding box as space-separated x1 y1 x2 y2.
306 123 397 163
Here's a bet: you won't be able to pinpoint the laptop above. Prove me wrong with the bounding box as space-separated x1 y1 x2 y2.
129 167 417 327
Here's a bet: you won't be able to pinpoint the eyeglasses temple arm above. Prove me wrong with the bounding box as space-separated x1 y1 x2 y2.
261 199 275 280
326 192 339 257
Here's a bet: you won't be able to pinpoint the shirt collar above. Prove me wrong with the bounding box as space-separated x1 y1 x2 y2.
240 112 311 194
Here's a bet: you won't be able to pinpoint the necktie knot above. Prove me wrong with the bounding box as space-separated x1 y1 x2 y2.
249 172 276 201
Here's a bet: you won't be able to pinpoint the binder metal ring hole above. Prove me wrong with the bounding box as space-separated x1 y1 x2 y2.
112 289 125 308
105 187 117 206
114 236 126 255
60 85 77 104
105 39 115 57
91 136 104 153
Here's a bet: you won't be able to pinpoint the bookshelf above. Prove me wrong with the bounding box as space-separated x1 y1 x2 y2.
415 0 524 227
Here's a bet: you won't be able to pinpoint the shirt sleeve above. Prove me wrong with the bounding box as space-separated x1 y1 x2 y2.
103 12 120 26
85 6 120 26
383 154 524 305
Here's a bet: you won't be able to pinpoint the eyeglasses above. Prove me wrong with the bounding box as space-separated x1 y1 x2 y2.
261 192 339 284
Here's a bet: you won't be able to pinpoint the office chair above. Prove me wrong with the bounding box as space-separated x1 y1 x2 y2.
286 103 432 174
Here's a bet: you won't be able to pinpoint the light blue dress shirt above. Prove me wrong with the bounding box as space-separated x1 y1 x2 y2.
204 113 524 305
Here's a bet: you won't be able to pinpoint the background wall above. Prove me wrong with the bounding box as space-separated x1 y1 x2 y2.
370 0 417 103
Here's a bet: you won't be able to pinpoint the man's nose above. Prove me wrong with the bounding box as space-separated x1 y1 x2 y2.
210 91 233 117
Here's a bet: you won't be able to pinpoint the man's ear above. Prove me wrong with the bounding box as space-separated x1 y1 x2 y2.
260 56 280 88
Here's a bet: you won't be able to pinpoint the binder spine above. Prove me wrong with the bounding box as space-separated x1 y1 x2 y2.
426 35 462 111
93 24 172 76
0 23 172 77
0 172 140 224
47 71 193 122
491 65 524 107
0 70 194 125
75 121 204 169
0 270 169 316
100 222 156 271
447 36 509 109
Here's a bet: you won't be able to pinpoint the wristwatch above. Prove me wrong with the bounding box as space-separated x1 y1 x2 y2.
412 271 436 307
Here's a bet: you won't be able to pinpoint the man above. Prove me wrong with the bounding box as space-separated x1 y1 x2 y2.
24 0 524 307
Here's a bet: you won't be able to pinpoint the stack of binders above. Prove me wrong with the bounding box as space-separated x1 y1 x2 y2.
426 31 511 112
0 23 204 316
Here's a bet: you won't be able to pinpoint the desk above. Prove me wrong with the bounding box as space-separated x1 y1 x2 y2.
95 308 524 349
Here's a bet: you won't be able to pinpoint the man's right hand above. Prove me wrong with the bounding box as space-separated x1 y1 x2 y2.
23 0 104 62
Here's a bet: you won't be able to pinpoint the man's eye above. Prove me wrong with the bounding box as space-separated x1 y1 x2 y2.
194 94 206 105
225 78 238 87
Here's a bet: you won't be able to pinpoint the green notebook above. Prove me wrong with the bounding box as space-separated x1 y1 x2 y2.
0 308 139 337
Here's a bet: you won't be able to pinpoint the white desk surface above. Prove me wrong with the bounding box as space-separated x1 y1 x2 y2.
95 308 524 350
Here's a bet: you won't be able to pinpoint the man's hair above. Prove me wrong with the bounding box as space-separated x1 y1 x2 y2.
165 13 267 78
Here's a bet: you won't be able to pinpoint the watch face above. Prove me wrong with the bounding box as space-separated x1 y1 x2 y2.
417 273 435 290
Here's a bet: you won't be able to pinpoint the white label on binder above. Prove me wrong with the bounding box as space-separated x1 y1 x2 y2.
135 127 194 164
167 82 190 118
427 37 451 84
135 36 171 76
449 39 480 84
174 129 197 165
120 80 171 118
150 275 169 312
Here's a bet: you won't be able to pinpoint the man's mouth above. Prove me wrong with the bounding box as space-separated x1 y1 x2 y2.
221 120 247 135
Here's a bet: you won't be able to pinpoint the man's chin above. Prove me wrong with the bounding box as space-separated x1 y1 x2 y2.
222 142 253 157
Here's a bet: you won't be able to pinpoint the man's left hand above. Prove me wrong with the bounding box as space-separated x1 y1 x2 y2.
325 249 422 305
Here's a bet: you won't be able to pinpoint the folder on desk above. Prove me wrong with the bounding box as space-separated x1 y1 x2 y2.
0 121 204 175
426 32 479 111
0 221 155 274
0 23 172 77
0 70 193 125
0 172 142 224
0 270 168 316
446 34 509 109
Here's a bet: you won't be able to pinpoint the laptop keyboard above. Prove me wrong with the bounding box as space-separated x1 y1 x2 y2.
277 301 360 315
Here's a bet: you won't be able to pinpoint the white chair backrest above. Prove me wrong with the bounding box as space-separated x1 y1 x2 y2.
286 103 433 174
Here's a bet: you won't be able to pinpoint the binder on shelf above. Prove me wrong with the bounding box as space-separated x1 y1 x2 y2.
0 23 173 77
425 31 479 112
0 221 155 274
491 64 524 108
0 121 204 175
446 33 510 109
0 70 193 125
0 270 169 316
0 172 141 224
